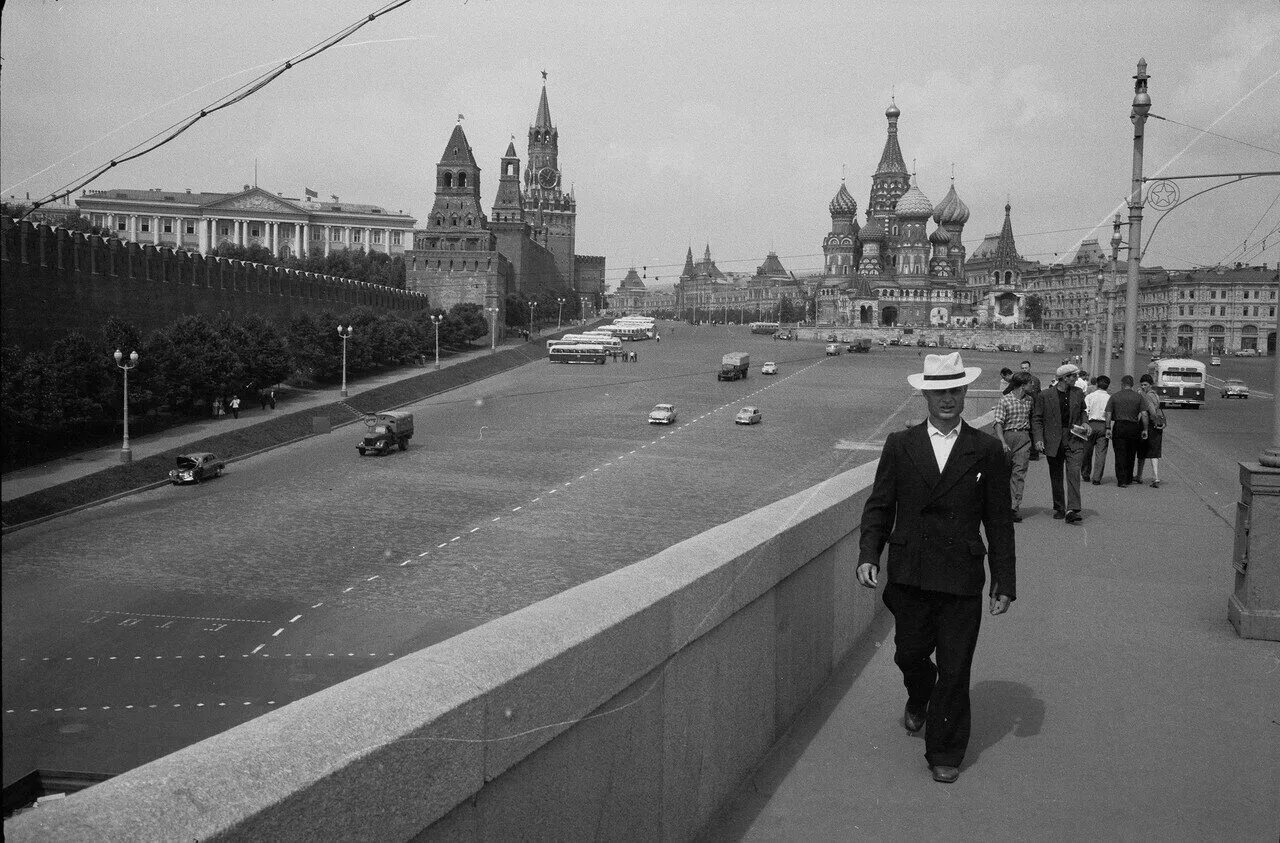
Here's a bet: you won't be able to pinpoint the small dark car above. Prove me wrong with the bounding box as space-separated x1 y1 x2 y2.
169 452 225 484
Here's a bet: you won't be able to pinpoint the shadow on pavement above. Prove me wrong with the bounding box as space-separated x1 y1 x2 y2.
964 679 1045 768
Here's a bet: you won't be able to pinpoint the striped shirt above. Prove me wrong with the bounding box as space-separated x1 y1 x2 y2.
993 393 1032 432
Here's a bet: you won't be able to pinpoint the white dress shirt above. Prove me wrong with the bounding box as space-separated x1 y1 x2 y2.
1084 389 1111 421
926 420 961 473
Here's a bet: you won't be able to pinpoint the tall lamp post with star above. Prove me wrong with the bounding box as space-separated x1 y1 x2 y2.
337 325 353 397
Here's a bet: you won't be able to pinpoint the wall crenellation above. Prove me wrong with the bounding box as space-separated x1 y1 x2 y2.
1 216 429 350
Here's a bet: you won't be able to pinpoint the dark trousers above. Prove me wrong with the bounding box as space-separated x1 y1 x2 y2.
1046 437 1085 513
1112 420 1142 485
883 583 983 768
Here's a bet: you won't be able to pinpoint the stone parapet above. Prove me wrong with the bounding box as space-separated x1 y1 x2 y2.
5 462 884 841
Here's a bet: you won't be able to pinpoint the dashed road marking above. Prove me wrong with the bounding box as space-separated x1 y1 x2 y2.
87 610 272 624
251 644 265 654
511 507 522 512
469 527 480 533
366 575 379 581
419 550 431 556
311 603 324 609
271 628 284 637
289 615 302 623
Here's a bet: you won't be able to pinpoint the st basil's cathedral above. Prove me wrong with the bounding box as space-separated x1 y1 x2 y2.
817 100 1028 328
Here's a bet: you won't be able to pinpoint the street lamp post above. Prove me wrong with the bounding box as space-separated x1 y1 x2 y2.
113 349 139 464
430 314 443 369
556 297 565 331
527 301 537 341
1123 58 1151 380
1104 214 1124 379
337 325 353 397
486 306 499 353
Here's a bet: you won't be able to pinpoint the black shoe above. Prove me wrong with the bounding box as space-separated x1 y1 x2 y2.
1091 480 1101 486
903 706 926 733
1053 510 1066 520
1117 483 1129 488
1065 510 1082 524
1012 510 1023 523
930 765 960 783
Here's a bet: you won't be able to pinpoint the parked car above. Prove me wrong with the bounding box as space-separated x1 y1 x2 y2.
916 339 928 347
648 403 677 424
976 343 999 352
1033 344 1046 354
1209 356 1222 366
1234 348 1259 357
825 343 842 355
734 406 763 425
169 452 225 484
761 361 778 375
1221 378 1250 399
887 338 900 346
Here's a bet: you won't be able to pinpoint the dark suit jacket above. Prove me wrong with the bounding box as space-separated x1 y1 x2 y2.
1031 384 1087 455
859 421 1016 600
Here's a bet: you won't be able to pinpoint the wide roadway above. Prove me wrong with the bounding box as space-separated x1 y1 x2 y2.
2 329 1271 784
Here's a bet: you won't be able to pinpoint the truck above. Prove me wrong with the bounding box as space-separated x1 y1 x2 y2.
717 352 750 381
850 338 872 353
357 411 414 456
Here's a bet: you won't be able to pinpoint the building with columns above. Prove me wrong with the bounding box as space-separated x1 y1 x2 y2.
76 186 415 259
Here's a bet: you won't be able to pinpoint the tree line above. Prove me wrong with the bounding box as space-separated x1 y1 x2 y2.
0 303 491 469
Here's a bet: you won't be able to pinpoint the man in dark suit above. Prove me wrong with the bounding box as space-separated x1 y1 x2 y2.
857 352 1016 784
1032 362 1089 523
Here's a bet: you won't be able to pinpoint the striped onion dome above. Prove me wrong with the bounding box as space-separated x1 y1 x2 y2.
894 179 933 219
932 183 971 226
829 182 857 216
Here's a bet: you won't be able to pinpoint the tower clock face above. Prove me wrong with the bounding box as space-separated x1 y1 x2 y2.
537 167 559 189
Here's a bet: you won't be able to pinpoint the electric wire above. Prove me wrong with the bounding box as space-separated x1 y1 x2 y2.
18 0 415 220
1149 114 1280 158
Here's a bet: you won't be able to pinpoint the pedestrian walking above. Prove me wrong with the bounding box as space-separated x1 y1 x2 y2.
268 390 276 410
992 372 1034 522
1082 375 1112 485
857 352 1015 785
213 397 223 417
259 390 269 411
1104 375 1149 487
1019 360 1043 461
1032 363 1088 524
1135 374 1166 487
229 395 241 419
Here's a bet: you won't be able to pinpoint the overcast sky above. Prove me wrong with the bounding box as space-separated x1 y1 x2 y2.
3 1 1279 289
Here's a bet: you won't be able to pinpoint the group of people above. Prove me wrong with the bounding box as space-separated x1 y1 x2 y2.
212 389 277 419
611 349 639 362
992 359 1166 524
854 349 1167 784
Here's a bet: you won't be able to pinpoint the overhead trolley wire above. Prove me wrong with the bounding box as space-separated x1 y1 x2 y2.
19 0 415 221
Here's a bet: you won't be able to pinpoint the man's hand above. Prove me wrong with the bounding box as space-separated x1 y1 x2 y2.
856 562 879 589
989 594 1011 615
1034 440 1045 453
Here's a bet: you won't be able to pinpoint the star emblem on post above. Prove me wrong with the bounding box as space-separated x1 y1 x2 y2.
1146 180 1179 210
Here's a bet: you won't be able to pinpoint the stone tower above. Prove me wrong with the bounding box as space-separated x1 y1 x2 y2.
523 81 576 289
869 100 910 259
824 181 860 278
428 122 488 233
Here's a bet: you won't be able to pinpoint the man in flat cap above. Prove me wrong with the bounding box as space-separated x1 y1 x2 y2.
857 352 1016 784
1032 362 1089 523
992 371 1034 522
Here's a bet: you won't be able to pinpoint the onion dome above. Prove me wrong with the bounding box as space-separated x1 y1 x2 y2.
932 183 970 226
859 215 885 241
929 226 952 245
894 179 933 219
829 182 857 216
886 99 900 119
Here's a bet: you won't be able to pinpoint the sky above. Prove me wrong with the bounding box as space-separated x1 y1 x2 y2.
3 0 1280 291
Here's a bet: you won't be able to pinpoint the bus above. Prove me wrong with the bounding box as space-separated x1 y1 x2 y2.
1151 357 1206 408
612 325 651 340
548 334 622 353
750 321 781 335
548 343 607 364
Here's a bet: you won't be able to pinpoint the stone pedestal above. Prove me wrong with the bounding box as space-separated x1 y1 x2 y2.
1228 462 1280 641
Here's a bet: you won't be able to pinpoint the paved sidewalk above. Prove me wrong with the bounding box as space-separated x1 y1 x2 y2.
0 335 546 502
705 459 1279 840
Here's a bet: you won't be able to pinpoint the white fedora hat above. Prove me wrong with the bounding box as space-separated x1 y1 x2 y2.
907 352 982 390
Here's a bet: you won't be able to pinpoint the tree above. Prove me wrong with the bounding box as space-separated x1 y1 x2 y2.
145 316 243 412
1024 294 1044 328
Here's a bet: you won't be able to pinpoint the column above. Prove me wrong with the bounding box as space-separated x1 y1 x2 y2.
269 221 277 257
174 217 183 250
363 227 372 252
151 216 160 245
237 220 245 247
324 225 331 257
295 223 304 258
129 214 137 241
199 218 210 254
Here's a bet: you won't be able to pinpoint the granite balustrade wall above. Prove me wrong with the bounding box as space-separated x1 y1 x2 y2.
5 461 885 842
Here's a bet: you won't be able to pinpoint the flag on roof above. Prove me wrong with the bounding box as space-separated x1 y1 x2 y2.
304 187 318 198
